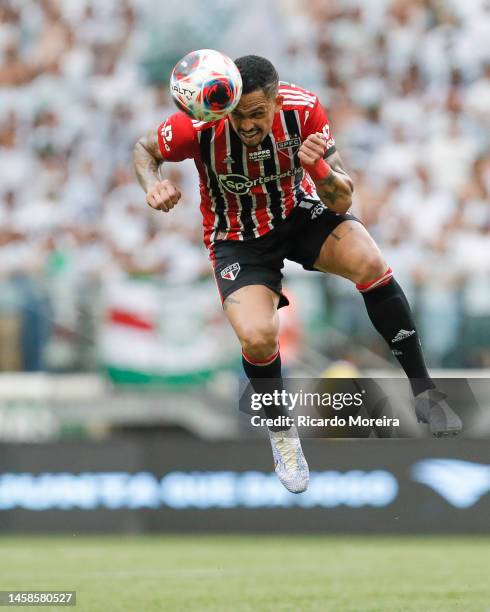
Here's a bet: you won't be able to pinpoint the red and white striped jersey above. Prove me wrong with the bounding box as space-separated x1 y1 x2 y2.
157 82 336 248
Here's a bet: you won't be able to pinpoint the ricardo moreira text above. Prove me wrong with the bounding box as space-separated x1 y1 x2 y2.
248 390 401 429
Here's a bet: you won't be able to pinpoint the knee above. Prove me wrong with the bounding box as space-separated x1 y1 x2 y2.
239 323 279 361
355 250 387 285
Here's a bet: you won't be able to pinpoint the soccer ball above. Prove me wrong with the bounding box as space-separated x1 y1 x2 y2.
170 49 242 122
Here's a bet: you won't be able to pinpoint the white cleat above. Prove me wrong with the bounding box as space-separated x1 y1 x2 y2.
268 425 309 493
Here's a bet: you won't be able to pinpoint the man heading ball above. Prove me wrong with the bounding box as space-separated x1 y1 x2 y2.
134 55 462 493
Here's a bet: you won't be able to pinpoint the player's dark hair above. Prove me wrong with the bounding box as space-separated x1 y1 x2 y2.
234 55 279 98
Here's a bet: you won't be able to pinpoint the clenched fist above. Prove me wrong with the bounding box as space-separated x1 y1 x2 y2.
146 179 181 212
298 132 327 166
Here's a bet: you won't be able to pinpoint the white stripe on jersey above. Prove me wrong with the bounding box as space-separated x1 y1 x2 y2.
279 111 296 210
282 95 316 101
280 90 315 99
241 139 261 238
282 99 316 108
281 91 315 98
279 90 316 103
257 150 274 232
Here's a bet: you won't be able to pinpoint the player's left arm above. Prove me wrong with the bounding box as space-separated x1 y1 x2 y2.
298 133 353 214
298 96 353 214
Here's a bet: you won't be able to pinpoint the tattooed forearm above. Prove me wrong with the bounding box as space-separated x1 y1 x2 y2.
133 131 164 193
133 141 162 192
315 172 353 213
315 152 354 214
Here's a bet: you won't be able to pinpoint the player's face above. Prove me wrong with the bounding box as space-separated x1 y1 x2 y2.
230 89 282 147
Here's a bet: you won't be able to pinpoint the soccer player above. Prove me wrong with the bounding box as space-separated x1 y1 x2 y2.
133 55 462 493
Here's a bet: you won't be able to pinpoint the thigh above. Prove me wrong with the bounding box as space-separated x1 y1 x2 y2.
222 284 280 342
212 239 289 308
287 204 360 271
313 219 387 283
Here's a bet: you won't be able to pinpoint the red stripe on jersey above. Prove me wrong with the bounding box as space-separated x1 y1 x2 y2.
255 155 274 235
226 197 241 240
240 142 269 237
254 197 272 236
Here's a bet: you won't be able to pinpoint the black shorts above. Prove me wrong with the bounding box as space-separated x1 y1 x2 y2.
211 202 360 308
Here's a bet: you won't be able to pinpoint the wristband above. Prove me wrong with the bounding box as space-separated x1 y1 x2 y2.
302 158 331 182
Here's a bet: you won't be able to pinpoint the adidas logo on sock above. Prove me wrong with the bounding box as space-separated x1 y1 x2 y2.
391 329 416 343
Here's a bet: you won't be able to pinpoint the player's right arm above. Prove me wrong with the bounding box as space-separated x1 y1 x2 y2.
133 113 198 212
133 130 181 212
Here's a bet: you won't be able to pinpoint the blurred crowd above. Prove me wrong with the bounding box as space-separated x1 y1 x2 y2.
0 0 488 371
291 0 490 365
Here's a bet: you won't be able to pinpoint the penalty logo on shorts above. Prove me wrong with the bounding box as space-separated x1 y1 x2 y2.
221 262 240 281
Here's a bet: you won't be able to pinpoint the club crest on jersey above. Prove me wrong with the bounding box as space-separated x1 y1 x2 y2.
248 149 271 162
221 262 240 281
276 136 301 150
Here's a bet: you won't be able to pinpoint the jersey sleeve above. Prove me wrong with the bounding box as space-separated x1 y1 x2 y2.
157 112 199 161
303 98 336 157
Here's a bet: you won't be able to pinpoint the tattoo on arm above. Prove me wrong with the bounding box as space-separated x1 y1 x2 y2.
325 151 349 176
133 130 164 192
315 151 354 213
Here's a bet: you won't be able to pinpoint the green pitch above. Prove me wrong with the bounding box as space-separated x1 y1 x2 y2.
0 535 488 611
